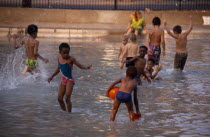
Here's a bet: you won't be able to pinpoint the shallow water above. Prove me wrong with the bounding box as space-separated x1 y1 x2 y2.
0 31 210 137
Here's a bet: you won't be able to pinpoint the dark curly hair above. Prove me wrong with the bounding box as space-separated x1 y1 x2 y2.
126 66 137 79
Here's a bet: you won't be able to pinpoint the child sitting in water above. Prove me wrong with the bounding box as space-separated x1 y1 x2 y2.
48 43 92 112
13 24 49 76
106 66 138 121
144 58 162 80
164 16 193 71
117 35 128 69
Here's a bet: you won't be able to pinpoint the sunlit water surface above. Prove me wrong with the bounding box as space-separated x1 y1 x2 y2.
0 31 209 137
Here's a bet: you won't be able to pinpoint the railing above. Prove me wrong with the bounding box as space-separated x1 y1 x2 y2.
0 0 209 10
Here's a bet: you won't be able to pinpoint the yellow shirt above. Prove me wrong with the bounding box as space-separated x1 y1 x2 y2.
130 17 146 29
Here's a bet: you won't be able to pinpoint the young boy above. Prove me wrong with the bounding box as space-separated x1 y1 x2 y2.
106 66 138 121
126 46 151 83
146 17 165 66
121 33 139 68
144 58 162 80
117 35 128 69
125 46 151 119
164 16 193 71
48 43 92 113
13 24 49 76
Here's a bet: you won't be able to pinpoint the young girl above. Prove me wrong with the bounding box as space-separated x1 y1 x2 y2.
117 35 128 69
48 43 92 112
144 59 162 80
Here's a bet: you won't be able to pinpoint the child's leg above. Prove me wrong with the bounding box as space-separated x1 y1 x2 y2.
125 101 134 121
110 99 121 121
133 87 140 115
65 82 74 112
21 65 29 76
58 83 67 111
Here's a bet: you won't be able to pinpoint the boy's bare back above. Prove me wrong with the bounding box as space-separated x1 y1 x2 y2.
23 37 39 60
148 28 164 46
119 77 138 94
126 43 139 57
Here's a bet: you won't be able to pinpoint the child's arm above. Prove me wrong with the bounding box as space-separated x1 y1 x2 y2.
161 30 166 57
106 79 121 97
117 46 122 60
184 15 193 36
151 66 162 79
121 46 128 62
133 87 141 115
48 67 60 83
13 34 24 49
34 41 39 57
38 54 49 63
145 31 152 55
124 56 137 64
164 21 178 39
73 58 92 70
142 71 152 83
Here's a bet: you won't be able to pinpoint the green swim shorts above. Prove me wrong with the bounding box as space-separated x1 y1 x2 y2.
25 59 37 69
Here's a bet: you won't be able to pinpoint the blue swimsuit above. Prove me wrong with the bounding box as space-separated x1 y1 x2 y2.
58 62 75 85
116 91 132 103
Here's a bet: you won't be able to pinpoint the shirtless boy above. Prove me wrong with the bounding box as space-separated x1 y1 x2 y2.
164 16 193 71
106 66 138 121
117 35 128 69
121 33 139 67
13 24 48 76
146 17 165 65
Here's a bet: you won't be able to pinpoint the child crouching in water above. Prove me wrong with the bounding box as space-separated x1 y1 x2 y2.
106 66 138 121
144 58 162 80
48 43 92 112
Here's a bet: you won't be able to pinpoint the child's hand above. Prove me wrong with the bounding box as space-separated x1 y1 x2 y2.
148 49 153 55
13 34 18 39
86 65 92 69
44 58 49 63
163 20 167 26
48 77 53 83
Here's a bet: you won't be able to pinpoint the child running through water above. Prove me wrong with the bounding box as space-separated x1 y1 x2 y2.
144 58 162 80
48 43 92 112
164 15 193 71
146 17 165 66
13 24 49 76
106 66 138 121
117 35 128 69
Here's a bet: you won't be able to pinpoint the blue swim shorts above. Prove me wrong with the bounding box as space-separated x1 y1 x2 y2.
116 91 132 103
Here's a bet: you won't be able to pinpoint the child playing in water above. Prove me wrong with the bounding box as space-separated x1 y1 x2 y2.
146 17 165 66
125 45 151 83
121 33 139 68
164 16 193 71
126 11 146 37
117 35 128 69
48 43 92 112
144 58 162 80
106 66 138 121
13 24 49 76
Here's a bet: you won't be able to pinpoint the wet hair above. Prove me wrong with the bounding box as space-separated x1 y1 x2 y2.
59 43 70 51
129 33 137 42
140 45 148 51
152 17 161 26
27 24 38 36
173 25 182 34
126 66 137 79
148 58 155 65
121 34 128 40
